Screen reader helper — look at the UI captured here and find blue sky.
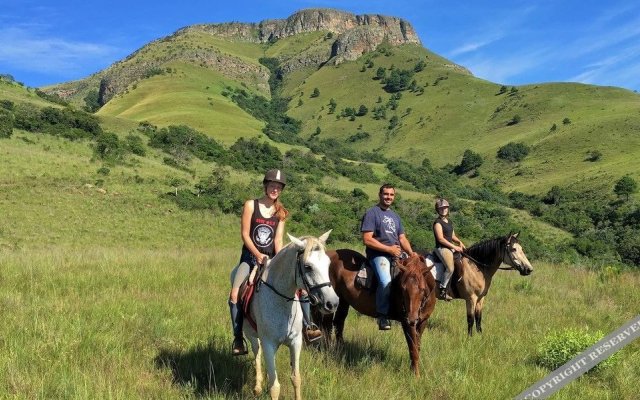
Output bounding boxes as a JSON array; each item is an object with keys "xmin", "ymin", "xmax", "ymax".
[{"xmin": 2, "ymin": 0, "xmax": 640, "ymax": 91}]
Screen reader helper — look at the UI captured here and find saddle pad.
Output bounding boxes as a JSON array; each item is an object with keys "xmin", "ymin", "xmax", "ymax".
[{"xmin": 425, "ymin": 253, "xmax": 445, "ymax": 284}]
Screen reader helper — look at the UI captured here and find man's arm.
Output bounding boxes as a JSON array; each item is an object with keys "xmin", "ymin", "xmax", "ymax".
[
  {"xmin": 363, "ymin": 231, "xmax": 401, "ymax": 257},
  {"xmin": 398, "ymin": 233, "xmax": 414, "ymax": 255}
]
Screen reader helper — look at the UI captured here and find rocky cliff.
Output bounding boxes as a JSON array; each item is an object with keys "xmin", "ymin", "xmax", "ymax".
[
  {"xmin": 184, "ymin": 8, "xmax": 421, "ymax": 63},
  {"xmin": 48, "ymin": 8, "xmax": 423, "ymax": 105}
]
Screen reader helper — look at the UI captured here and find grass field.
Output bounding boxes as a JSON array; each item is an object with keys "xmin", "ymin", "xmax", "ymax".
[
  {"xmin": 1, "ymin": 248, "xmax": 638, "ymax": 399},
  {"xmin": 3, "ymin": 24, "xmax": 640, "ymax": 398},
  {"xmin": 1, "ymin": 128, "xmax": 639, "ymax": 399}
]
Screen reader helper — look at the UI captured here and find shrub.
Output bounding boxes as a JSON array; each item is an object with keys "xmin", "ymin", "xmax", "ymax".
[
  {"xmin": 585, "ymin": 150, "xmax": 602, "ymax": 162},
  {"xmin": 125, "ymin": 134, "xmax": 146, "ymax": 156},
  {"xmin": 455, "ymin": 149, "xmax": 483, "ymax": 175},
  {"xmin": 497, "ymin": 142, "xmax": 530, "ymax": 162},
  {"xmin": 536, "ymin": 328, "xmax": 617, "ymax": 372},
  {"xmin": 0, "ymin": 108, "xmax": 14, "ymax": 138},
  {"xmin": 94, "ymin": 132, "xmax": 125, "ymax": 162}
]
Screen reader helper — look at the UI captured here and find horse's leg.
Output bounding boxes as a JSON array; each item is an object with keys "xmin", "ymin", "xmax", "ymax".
[
  {"xmin": 401, "ymin": 322, "xmax": 421, "ymax": 377},
  {"xmin": 333, "ymin": 299, "xmax": 350, "ymax": 345},
  {"xmin": 261, "ymin": 341, "xmax": 281, "ymax": 400},
  {"xmin": 247, "ymin": 336, "xmax": 263, "ymax": 395},
  {"xmin": 475, "ymin": 297, "xmax": 485, "ymax": 334},
  {"xmin": 466, "ymin": 296, "xmax": 477, "ymax": 336},
  {"xmin": 289, "ymin": 338, "xmax": 303, "ymax": 400}
]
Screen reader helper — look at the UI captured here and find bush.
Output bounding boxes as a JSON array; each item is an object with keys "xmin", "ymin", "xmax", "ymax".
[
  {"xmin": 536, "ymin": 328, "xmax": 617, "ymax": 372},
  {"xmin": 455, "ymin": 149, "xmax": 483, "ymax": 174},
  {"xmin": 497, "ymin": 142, "xmax": 530, "ymax": 162},
  {"xmin": 94, "ymin": 132, "xmax": 125, "ymax": 162},
  {"xmin": 0, "ymin": 108, "xmax": 14, "ymax": 138},
  {"xmin": 125, "ymin": 134, "xmax": 146, "ymax": 156}
]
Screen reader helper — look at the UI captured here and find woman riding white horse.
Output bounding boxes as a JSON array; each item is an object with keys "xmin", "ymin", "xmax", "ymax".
[{"xmin": 242, "ymin": 231, "xmax": 339, "ymax": 400}]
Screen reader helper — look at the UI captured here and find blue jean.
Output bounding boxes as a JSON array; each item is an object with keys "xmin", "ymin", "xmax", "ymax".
[{"xmin": 371, "ymin": 256, "xmax": 392, "ymax": 316}]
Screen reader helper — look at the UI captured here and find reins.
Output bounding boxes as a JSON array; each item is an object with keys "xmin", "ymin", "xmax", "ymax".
[
  {"xmin": 461, "ymin": 239, "xmax": 518, "ymax": 271},
  {"xmin": 258, "ymin": 248, "xmax": 332, "ymax": 304}
]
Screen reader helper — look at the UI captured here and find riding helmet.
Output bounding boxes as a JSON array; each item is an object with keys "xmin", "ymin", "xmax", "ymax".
[
  {"xmin": 263, "ymin": 169, "xmax": 286, "ymax": 187},
  {"xmin": 435, "ymin": 198, "xmax": 450, "ymax": 211}
]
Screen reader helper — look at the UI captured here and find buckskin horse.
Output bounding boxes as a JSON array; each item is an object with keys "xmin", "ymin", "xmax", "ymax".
[
  {"xmin": 427, "ymin": 232, "xmax": 533, "ymax": 336},
  {"xmin": 321, "ymin": 250, "xmax": 436, "ymax": 377},
  {"xmin": 240, "ymin": 231, "xmax": 339, "ymax": 400}
]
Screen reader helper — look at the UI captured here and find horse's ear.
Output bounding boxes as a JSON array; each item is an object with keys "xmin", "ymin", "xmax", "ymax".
[
  {"xmin": 287, "ymin": 233, "xmax": 305, "ymax": 249},
  {"xmin": 514, "ymin": 232, "xmax": 520, "ymax": 239},
  {"xmin": 318, "ymin": 229, "xmax": 332, "ymax": 244}
]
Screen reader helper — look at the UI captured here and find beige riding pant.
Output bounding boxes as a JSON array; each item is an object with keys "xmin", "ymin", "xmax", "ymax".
[{"xmin": 435, "ymin": 247, "xmax": 455, "ymax": 273}]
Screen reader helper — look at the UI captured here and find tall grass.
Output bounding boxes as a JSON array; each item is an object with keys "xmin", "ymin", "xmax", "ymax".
[{"xmin": 1, "ymin": 246, "xmax": 638, "ymax": 399}]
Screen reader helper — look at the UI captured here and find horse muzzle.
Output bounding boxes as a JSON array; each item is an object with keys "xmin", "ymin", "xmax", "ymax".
[{"xmin": 310, "ymin": 286, "xmax": 339, "ymax": 314}]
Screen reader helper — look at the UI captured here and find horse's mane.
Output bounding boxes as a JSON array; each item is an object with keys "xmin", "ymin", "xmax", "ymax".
[
  {"xmin": 278, "ymin": 235, "xmax": 326, "ymax": 261},
  {"xmin": 465, "ymin": 235, "xmax": 509, "ymax": 265},
  {"xmin": 398, "ymin": 254, "xmax": 427, "ymax": 284}
]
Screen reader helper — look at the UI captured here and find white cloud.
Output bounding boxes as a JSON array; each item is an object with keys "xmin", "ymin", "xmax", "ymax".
[{"xmin": 0, "ymin": 26, "xmax": 117, "ymax": 75}]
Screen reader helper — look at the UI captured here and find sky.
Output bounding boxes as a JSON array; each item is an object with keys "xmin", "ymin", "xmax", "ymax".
[{"xmin": 1, "ymin": 0, "xmax": 640, "ymax": 92}]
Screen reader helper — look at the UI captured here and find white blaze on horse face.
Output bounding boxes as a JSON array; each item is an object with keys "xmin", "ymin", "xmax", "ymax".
[
  {"xmin": 506, "ymin": 242, "xmax": 534, "ymax": 274},
  {"xmin": 304, "ymin": 249, "xmax": 332, "ymax": 286}
]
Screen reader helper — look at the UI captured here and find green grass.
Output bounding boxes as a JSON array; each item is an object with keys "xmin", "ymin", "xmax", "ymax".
[
  {"xmin": 42, "ymin": 27, "xmax": 640, "ymax": 197},
  {"xmin": 97, "ymin": 62, "xmax": 265, "ymax": 145},
  {"xmin": 1, "ymin": 125, "xmax": 639, "ymax": 399}
]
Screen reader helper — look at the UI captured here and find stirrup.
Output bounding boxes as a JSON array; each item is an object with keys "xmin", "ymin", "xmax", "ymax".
[
  {"xmin": 438, "ymin": 289, "xmax": 453, "ymax": 301},
  {"xmin": 232, "ymin": 336, "xmax": 248, "ymax": 356},
  {"xmin": 303, "ymin": 324, "xmax": 323, "ymax": 343}
]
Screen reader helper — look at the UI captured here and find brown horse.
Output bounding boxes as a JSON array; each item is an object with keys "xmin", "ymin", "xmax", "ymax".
[
  {"xmin": 321, "ymin": 249, "xmax": 436, "ymax": 376},
  {"xmin": 429, "ymin": 232, "xmax": 533, "ymax": 336}
]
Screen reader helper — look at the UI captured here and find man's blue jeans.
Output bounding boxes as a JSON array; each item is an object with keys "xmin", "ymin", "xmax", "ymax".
[{"xmin": 371, "ymin": 255, "xmax": 392, "ymax": 316}]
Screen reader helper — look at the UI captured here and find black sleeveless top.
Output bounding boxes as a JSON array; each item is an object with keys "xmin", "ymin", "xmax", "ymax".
[
  {"xmin": 433, "ymin": 217, "xmax": 454, "ymax": 249},
  {"xmin": 239, "ymin": 199, "xmax": 280, "ymax": 265}
]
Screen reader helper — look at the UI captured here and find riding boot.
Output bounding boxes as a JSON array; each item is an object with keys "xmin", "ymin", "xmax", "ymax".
[
  {"xmin": 228, "ymin": 300, "xmax": 248, "ymax": 355},
  {"xmin": 300, "ymin": 295, "xmax": 323, "ymax": 343},
  {"xmin": 439, "ymin": 269, "xmax": 454, "ymax": 301}
]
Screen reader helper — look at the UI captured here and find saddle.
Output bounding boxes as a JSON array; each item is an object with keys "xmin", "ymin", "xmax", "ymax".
[
  {"xmin": 355, "ymin": 258, "xmax": 402, "ymax": 291},
  {"xmin": 238, "ymin": 263, "xmax": 265, "ymax": 331}
]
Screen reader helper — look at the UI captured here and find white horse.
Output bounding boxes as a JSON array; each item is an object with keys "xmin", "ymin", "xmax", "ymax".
[{"xmin": 244, "ymin": 230, "xmax": 339, "ymax": 400}]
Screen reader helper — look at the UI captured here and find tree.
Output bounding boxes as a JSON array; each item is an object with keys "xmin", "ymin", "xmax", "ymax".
[
  {"xmin": 83, "ymin": 90, "xmax": 101, "ymax": 113},
  {"xmin": 384, "ymin": 69, "xmax": 415, "ymax": 93},
  {"xmin": 455, "ymin": 149, "xmax": 483, "ymax": 174},
  {"xmin": 357, "ymin": 104, "xmax": 368, "ymax": 116},
  {"xmin": 310, "ymin": 88, "xmax": 320, "ymax": 98},
  {"xmin": 374, "ymin": 67, "xmax": 386, "ymax": 80},
  {"xmin": 614, "ymin": 175, "xmax": 637, "ymax": 201},
  {"xmin": 498, "ymin": 85, "xmax": 507, "ymax": 94}
]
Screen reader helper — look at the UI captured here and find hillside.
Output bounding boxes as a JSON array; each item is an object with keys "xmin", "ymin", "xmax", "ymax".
[{"xmin": 4, "ymin": 8, "xmax": 640, "ymax": 266}]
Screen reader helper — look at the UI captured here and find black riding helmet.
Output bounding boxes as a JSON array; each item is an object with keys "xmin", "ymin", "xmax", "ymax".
[{"xmin": 263, "ymin": 169, "xmax": 286, "ymax": 187}]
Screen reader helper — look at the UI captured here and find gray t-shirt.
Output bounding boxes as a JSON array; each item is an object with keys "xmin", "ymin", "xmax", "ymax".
[{"xmin": 361, "ymin": 205, "xmax": 405, "ymax": 259}]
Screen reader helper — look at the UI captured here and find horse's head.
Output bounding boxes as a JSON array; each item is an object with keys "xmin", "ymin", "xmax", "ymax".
[
  {"xmin": 503, "ymin": 233, "xmax": 533, "ymax": 276},
  {"xmin": 287, "ymin": 230, "xmax": 339, "ymax": 314},
  {"xmin": 396, "ymin": 253, "xmax": 435, "ymax": 327}
]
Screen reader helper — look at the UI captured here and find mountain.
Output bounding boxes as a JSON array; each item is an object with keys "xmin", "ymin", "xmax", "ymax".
[{"xmin": 29, "ymin": 8, "xmax": 640, "ymax": 196}]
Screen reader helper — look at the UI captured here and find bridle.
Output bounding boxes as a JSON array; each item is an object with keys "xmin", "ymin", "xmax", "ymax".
[
  {"xmin": 398, "ymin": 259, "xmax": 431, "ymax": 327},
  {"xmin": 259, "ymin": 249, "xmax": 332, "ymax": 306},
  {"xmin": 461, "ymin": 240, "xmax": 522, "ymax": 271}
]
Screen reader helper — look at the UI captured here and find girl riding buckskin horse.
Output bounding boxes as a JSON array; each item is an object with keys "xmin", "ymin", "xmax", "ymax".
[
  {"xmin": 432, "ymin": 198, "xmax": 466, "ymax": 301},
  {"xmin": 228, "ymin": 169, "xmax": 322, "ymax": 356}
]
